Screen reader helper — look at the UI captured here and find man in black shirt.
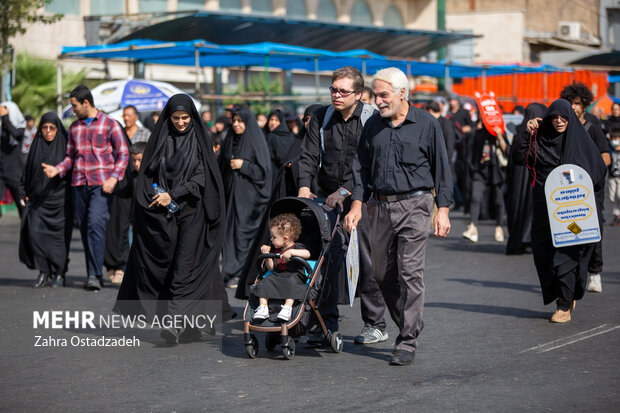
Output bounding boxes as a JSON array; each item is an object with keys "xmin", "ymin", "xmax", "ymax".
[
  {"xmin": 298, "ymin": 67, "xmax": 388, "ymax": 345},
  {"xmin": 346, "ymin": 67, "xmax": 453, "ymax": 366},
  {"xmin": 560, "ymin": 82, "xmax": 611, "ymax": 294}
]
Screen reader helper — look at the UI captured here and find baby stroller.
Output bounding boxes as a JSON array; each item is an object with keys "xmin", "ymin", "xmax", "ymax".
[{"xmin": 242, "ymin": 197, "xmax": 344, "ymax": 360}]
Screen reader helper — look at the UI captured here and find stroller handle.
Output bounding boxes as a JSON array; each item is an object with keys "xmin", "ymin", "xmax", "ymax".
[{"xmin": 256, "ymin": 253, "xmax": 314, "ymax": 275}]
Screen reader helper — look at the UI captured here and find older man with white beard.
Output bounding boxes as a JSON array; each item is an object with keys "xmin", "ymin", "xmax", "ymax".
[{"xmin": 345, "ymin": 68, "xmax": 453, "ymax": 366}]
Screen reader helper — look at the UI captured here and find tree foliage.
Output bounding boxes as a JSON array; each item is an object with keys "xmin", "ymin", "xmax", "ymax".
[
  {"xmin": 0, "ymin": 0, "xmax": 62, "ymax": 72},
  {"xmin": 12, "ymin": 53, "xmax": 85, "ymax": 119},
  {"xmin": 224, "ymin": 74, "xmax": 284, "ymax": 115}
]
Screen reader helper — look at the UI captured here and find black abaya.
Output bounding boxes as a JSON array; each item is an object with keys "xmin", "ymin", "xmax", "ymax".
[
  {"xmin": 505, "ymin": 103, "xmax": 546, "ymax": 254},
  {"xmin": 219, "ymin": 107, "xmax": 271, "ymax": 283},
  {"xmin": 265, "ymin": 110, "xmax": 296, "ymax": 179},
  {"xmin": 513, "ymin": 99, "xmax": 606, "ymax": 307},
  {"xmin": 104, "ymin": 130, "xmax": 134, "ymax": 271},
  {"xmin": 19, "ymin": 112, "xmax": 72, "ymax": 276},
  {"xmin": 234, "ymin": 105, "xmax": 321, "ymax": 299},
  {"xmin": 115, "ymin": 94, "xmax": 234, "ymax": 321}
]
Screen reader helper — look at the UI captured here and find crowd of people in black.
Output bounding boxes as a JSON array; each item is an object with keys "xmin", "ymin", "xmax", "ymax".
[{"xmin": 0, "ymin": 70, "xmax": 616, "ymax": 363}]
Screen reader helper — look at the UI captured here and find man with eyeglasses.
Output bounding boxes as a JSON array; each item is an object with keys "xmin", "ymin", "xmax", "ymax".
[
  {"xmin": 297, "ymin": 66, "xmax": 388, "ymax": 346},
  {"xmin": 345, "ymin": 68, "xmax": 453, "ymax": 366}
]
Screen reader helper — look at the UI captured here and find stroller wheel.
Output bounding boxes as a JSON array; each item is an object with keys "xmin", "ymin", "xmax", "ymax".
[
  {"xmin": 282, "ymin": 337, "xmax": 295, "ymax": 360},
  {"xmin": 265, "ymin": 333, "xmax": 278, "ymax": 351},
  {"xmin": 245, "ymin": 333, "xmax": 258, "ymax": 359},
  {"xmin": 329, "ymin": 332, "xmax": 343, "ymax": 353}
]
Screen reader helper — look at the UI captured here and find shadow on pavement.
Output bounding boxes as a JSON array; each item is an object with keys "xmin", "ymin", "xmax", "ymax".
[
  {"xmin": 445, "ymin": 278, "xmax": 541, "ymax": 294},
  {"xmin": 426, "ymin": 302, "xmax": 548, "ymax": 319}
]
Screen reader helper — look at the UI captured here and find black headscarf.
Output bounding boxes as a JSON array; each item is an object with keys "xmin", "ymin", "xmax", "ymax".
[
  {"xmin": 506, "ymin": 103, "xmax": 546, "ymax": 255},
  {"xmin": 220, "ymin": 106, "xmax": 272, "ymax": 201},
  {"xmin": 23, "ymin": 112, "xmax": 68, "ymax": 202},
  {"xmin": 148, "ymin": 99, "xmax": 201, "ymax": 197},
  {"xmin": 117, "ymin": 93, "xmax": 233, "ymax": 320},
  {"xmin": 219, "ymin": 107, "xmax": 272, "ymax": 282},
  {"xmin": 137, "ymin": 94, "xmax": 223, "ymax": 224},
  {"xmin": 539, "ymin": 99, "xmax": 606, "ymax": 188}
]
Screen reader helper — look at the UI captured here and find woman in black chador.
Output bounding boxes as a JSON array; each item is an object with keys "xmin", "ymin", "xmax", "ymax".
[
  {"xmin": 219, "ymin": 107, "xmax": 271, "ymax": 288},
  {"xmin": 115, "ymin": 94, "xmax": 233, "ymax": 345},
  {"xmin": 19, "ymin": 112, "xmax": 72, "ymax": 288},
  {"xmin": 265, "ymin": 109, "xmax": 296, "ymax": 181},
  {"xmin": 514, "ymin": 99, "xmax": 606, "ymax": 323},
  {"xmin": 505, "ymin": 103, "xmax": 546, "ymax": 255}
]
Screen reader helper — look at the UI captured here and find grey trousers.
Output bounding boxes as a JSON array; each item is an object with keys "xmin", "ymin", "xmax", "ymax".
[{"xmin": 367, "ymin": 193, "xmax": 433, "ymax": 353}]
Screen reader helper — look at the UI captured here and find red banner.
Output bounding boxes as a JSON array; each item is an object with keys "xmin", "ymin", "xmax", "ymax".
[{"xmin": 474, "ymin": 91, "xmax": 504, "ymax": 136}]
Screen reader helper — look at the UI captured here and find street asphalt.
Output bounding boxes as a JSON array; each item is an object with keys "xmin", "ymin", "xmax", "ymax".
[{"xmin": 1, "ymin": 205, "xmax": 618, "ymax": 412}]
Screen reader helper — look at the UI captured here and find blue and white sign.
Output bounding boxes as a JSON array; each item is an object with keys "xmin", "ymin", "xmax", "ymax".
[
  {"xmin": 120, "ymin": 80, "xmax": 169, "ymax": 113},
  {"xmin": 544, "ymin": 164, "xmax": 600, "ymax": 247},
  {"xmin": 345, "ymin": 228, "xmax": 360, "ymax": 307}
]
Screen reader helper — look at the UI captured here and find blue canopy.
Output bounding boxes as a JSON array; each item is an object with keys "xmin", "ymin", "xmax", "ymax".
[{"xmin": 61, "ymin": 39, "xmax": 570, "ymax": 79}]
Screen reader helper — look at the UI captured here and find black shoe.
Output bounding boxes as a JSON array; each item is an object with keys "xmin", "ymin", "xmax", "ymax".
[
  {"xmin": 306, "ymin": 328, "xmax": 326, "ymax": 346},
  {"xmin": 83, "ymin": 277, "xmax": 102, "ymax": 291},
  {"xmin": 51, "ymin": 274, "xmax": 65, "ymax": 288},
  {"xmin": 33, "ymin": 272, "xmax": 48, "ymax": 288},
  {"xmin": 179, "ymin": 327, "xmax": 202, "ymax": 343},
  {"xmin": 160, "ymin": 327, "xmax": 180, "ymax": 346},
  {"xmin": 390, "ymin": 349, "xmax": 414, "ymax": 366}
]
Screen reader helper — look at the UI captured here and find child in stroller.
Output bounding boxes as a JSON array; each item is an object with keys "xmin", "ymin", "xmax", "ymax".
[
  {"xmin": 243, "ymin": 197, "xmax": 344, "ymax": 360},
  {"xmin": 253, "ymin": 213, "xmax": 310, "ymax": 321}
]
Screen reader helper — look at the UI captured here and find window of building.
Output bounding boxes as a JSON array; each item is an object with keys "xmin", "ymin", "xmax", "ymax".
[
  {"xmin": 90, "ymin": 0, "xmax": 124, "ymax": 15},
  {"xmin": 178, "ymin": 0, "xmax": 206, "ymax": 11},
  {"xmin": 45, "ymin": 0, "xmax": 80, "ymax": 15},
  {"xmin": 139, "ymin": 0, "xmax": 168, "ymax": 13},
  {"xmin": 220, "ymin": 0, "xmax": 242, "ymax": 11},
  {"xmin": 383, "ymin": 5, "xmax": 403, "ymax": 28},
  {"xmin": 287, "ymin": 0, "xmax": 307, "ymax": 18},
  {"xmin": 253, "ymin": 0, "xmax": 272, "ymax": 13},
  {"xmin": 316, "ymin": 0, "xmax": 337, "ymax": 22},
  {"xmin": 350, "ymin": 1, "xmax": 372, "ymax": 26}
]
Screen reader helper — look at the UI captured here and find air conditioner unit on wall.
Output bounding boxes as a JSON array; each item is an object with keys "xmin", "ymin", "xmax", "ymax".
[{"xmin": 557, "ymin": 21, "xmax": 582, "ymax": 40}]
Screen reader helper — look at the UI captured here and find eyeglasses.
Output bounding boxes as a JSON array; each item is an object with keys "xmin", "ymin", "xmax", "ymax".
[
  {"xmin": 329, "ymin": 86, "xmax": 358, "ymax": 97},
  {"xmin": 41, "ymin": 125, "xmax": 57, "ymax": 131},
  {"xmin": 550, "ymin": 115, "xmax": 567, "ymax": 123}
]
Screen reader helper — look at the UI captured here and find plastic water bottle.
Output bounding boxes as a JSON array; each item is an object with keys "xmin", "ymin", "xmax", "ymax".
[{"xmin": 152, "ymin": 183, "xmax": 179, "ymax": 213}]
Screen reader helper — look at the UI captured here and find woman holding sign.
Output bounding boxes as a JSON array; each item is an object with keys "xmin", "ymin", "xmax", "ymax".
[{"xmin": 516, "ymin": 99, "xmax": 606, "ymax": 323}]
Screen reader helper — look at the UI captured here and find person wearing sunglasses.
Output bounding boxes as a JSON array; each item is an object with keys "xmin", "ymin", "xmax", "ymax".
[
  {"xmin": 519, "ymin": 99, "xmax": 606, "ymax": 323},
  {"xmin": 297, "ymin": 66, "xmax": 388, "ymax": 347}
]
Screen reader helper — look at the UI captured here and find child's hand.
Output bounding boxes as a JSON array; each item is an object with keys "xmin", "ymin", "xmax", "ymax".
[
  {"xmin": 281, "ymin": 250, "xmax": 293, "ymax": 261},
  {"xmin": 260, "ymin": 245, "xmax": 271, "ymax": 254}
]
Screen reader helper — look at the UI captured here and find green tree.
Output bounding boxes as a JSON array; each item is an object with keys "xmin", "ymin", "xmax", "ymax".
[
  {"xmin": 12, "ymin": 53, "xmax": 85, "ymax": 119},
  {"xmin": 225, "ymin": 74, "xmax": 284, "ymax": 115},
  {"xmin": 1, "ymin": 0, "xmax": 62, "ymax": 99}
]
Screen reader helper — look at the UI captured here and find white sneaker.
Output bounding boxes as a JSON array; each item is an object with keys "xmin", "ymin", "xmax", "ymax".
[
  {"xmin": 277, "ymin": 305, "xmax": 292, "ymax": 321},
  {"xmin": 494, "ymin": 226, "xmax": 504, "ymax": 242},
  {"xmin": 462, "ymin": 223, "xmax": 478, "ymax": 243},
  {"xmin": 253, "ymin": 304, "xmax": 269, "ymax": 320},
  {"xmin": 587, "ymin": 274, "xmax": 602, "ymax": 293}
]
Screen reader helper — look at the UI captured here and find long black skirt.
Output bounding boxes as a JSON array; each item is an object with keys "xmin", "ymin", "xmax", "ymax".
[
  {"xmin": 115, "ymin": 199, "xmax": 234, "ymax": 321},
  {"xmin": 19, "ymin": 192, "xmax": 72, "ymax": 275}
]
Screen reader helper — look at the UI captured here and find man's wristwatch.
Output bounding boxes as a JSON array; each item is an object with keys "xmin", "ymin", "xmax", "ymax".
[{"xmin": 339, "ymin": 188, "xmax": 348, "ymax": 197}]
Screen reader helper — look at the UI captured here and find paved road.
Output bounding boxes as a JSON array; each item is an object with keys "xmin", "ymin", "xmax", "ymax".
[{"xmin": 1, "ymin": 208, "xmax": 618, "ymax": 412}]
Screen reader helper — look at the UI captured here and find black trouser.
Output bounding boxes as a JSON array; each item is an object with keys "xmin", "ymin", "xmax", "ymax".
[
  {"xmin": 470, "ymin": 177, "xmax": 504, "ymax": 227},
  {"xmin": 317, "ymin": 199, "xmax": 387, "ymax": 332},
  {"xmin": 587, "ymin": 187, "xmax": 604, "ymax": 274},
  {"xmin": 0, "ymin": 175, "xmax": 24, "ymax": 217}
]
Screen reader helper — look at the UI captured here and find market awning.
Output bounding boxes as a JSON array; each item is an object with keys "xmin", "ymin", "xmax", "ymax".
[
  {"xmin": 117, "ymin": 11, "xmax": 476, "ymax": 58},
  {"xmin": 61, "ymin": 39, "xmax": 569, "ymax": 79}
]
